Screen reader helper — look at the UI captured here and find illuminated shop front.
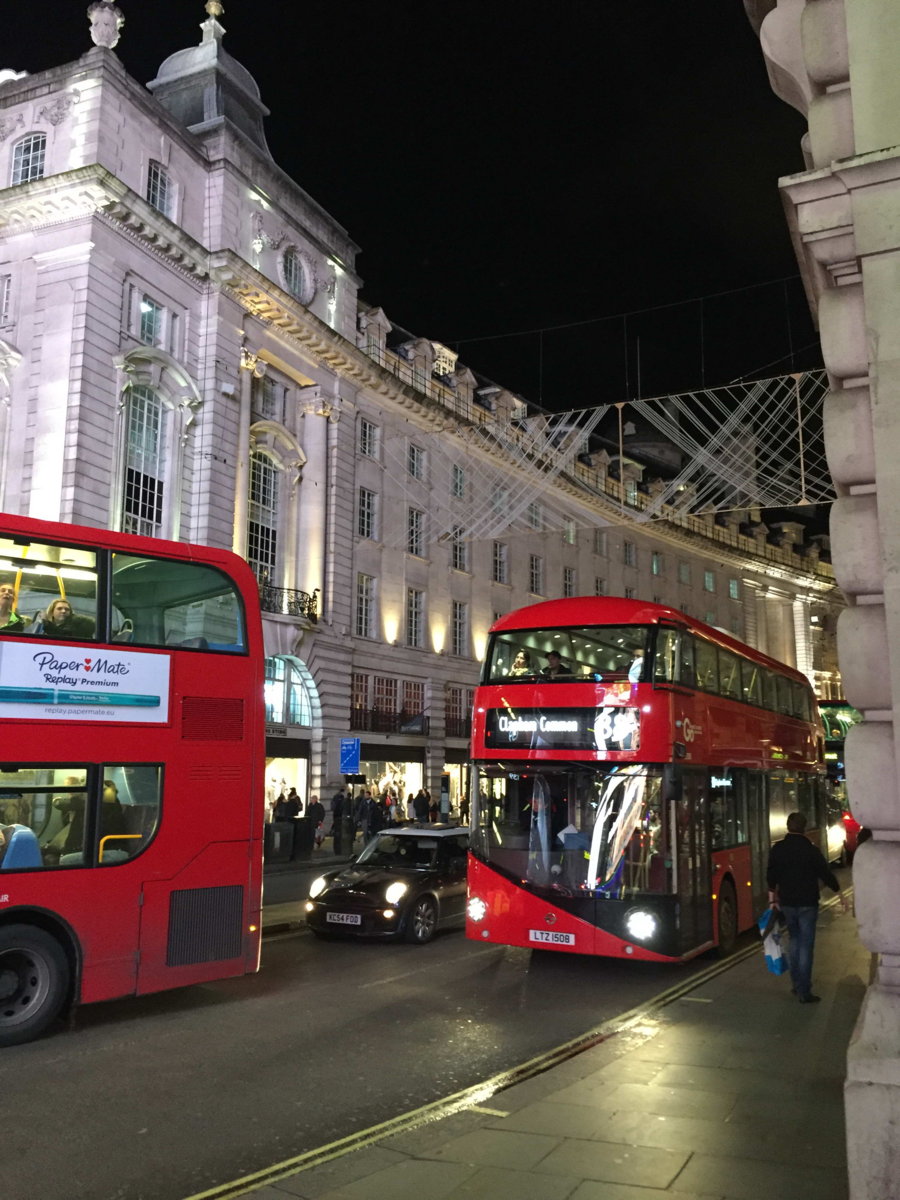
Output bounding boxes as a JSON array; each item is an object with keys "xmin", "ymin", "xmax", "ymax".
[{"xmin": 263, "ymin": 655, "xmax": 316, "ymax": 820}]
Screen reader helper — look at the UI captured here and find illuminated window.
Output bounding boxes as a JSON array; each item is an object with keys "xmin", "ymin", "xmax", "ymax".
[
  {"xmin": 0, "ymin": 274, "xmax": 11, "ymax": 324},
  {"xmin": 563, "ymin": 518, "xmax": 576, "ymax": 545},
  {"xmin": 122, "ymin": 385, "xmax": 165, "ymax": 537},
  {"xmin": 355, "ymin": 574, "xmax": 375, "ymax": 638},
  {"xmin": 529, "ymin": 554, "xmax": 544, "ymax": 595},
  {"xmin": 651, "ymin": 552, "xmax": 663, "ymax": 576},
  {"xmin": 407, "ymin": 508, "xmax": 425, "ymax": 557},
  {"xmin": 248, "ymin": 451, "xmax": 279, "ymax": 582},
  {"xmin": 11, "ymin": 133, "xmax": 45, "ymax": 185},
  {"xmin": 492, "ymin": 541, "xmax": 508, "ymax": 584},
  {"xmin": 704, "ymin": 570, "xmax": 716, "ymax": 593},
  {"xmin": 282, "ymin": 247, "xmax": 313, "ymax": 304},
  {"xmin": 451, "ymin": 600, "xmax": 469, "ymax": 657},
  {"xmin": 139, "ymin": 295, "xmax": 164, "ymax": 347},
  {"xmin": 729, "ymin": 578, "xmax": 740, "ymax": 601},
  {"xmin": 406, "ymin": 588, "xmax": 425, "ymax": 648}
]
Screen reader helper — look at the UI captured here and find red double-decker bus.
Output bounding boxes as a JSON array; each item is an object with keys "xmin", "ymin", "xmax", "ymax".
[
  {"xmin": 0, "ymin": 513, "xmax": 265, "ymax": 1044},
  {"xmin": 466, "ymin": 597, "xmax": 827, "ymax": 962}
]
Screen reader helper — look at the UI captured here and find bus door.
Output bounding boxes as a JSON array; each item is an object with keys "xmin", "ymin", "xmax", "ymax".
[
  {"xmin": 672, "ymin": 767, "xmax": 713, "ymax": 953},
  {"xmin": 746, "ymin": 772, "xmax": 769, "ymax": 915}
]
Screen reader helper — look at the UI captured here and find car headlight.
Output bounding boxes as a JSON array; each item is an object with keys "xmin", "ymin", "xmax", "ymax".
[
  {"xmin": 309, "ymin": 875, "xmax": 328, "ymax": 899},
  {"xmin": 467, "ymin": 896, "xmax": 488, "ymax": 922},
  {"xmin": 385, "ymin": 881, "xmax": 408, "ymax": 905},
  {"xmin": 624, "ymin": 908, "xmax": 658, "ymax": 941}
]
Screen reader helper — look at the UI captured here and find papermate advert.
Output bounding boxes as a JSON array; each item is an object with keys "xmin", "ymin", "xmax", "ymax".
[{"xmin": 0, "ymin": 641, "xmax": 171, "ymax": 723}]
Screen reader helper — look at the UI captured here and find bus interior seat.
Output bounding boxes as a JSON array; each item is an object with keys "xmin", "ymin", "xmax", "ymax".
[
  {"xmin": 1, "ymin": 825, "xmax": 43, "ymax": 870},
  {"xmin": 112, "ymin": 620, "xmax": 134, "ymax": 643}
]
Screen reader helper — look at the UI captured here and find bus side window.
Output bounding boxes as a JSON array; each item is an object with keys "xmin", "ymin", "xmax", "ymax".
[
  {"xmin": 98, "ymin": 766, "xmax": 161, "ymax": 864},
  {"xmin": 694, "ymin": 639, "xmax": 718, "ymax": 692},
  {"xmin": 718, "ymin": 650, "xmax": 741, "ymax": 700},
  {"xmin": 652, "ymin": 629, "xmax": 678, "ymax": 683},
  {"xmin": 741, "ymin": 660, "xmax": 762, "ymax": 706},
  {"xmin": 112, "ymin": 554, "xmax": 246, "ymax": 652},
  {"xmin": 679, "ymin": 635, "xmax": 696, "ymax": 688},
  {"xmin": 763, "ymin": 670, "xmax": 779, "ymax": 713}
]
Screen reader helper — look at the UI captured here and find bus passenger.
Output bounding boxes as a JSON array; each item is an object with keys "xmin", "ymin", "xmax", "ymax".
[
  {"xmin": 508, "ymin": 650, "xmax": 532, "ymax": 676},
  {"xmin": 541, "ymin": 650, "xmax": 572, "ymax": 680},
  {"xmin": 30, "ymin": 599, "xmax": 95, "ymax": 640},
  {"xmin": 0, "ymin": 582, "xmax": 26, "ymax": 633}
]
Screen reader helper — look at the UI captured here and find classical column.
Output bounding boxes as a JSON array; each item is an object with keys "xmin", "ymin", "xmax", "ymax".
[
  {"xmin": 792, "ymin": 596, "xmax": 813, "ymax": 682},
  {"xmin": 297, "ymin": 385, "xmax": 341, "ymax": 603},
  {"xmin": 233, "ymin": 347, "xmax": 261, "ymax": 558}
]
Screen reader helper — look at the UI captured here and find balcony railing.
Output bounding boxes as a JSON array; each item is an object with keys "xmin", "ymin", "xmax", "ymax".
[
  {"xmin": 445, "ymin": 716, "xmax": 471, "ymax": 739},
  {"xmin": 259, "ymin": 582, "xmax": 319, "ymax": 622},
  {"xmin": 350, "ymin": 708, "xmax": 431, "ymax": 735}
]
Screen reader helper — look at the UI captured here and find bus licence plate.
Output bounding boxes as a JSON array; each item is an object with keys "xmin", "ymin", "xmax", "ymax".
[
  {"xmin": 327, "ymin": 912, "xmax": 362, "ymax": 926},
  {"xmin": 529, "ymin": 929, "xmax": 575, "ymax": 945}
]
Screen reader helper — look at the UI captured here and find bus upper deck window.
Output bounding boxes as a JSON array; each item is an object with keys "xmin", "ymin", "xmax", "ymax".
[
  {"xmin": 111, "ymin": 554, "xmax": 246, "ymax": 652},
  {"xmin": 0, "ymin": 535, "xmax": 97, "ymax": 639}
]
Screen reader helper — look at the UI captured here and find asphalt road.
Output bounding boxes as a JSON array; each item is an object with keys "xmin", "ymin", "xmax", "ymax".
[{"xmin": 0, "ymin": 894, "xmax": 730, "ymax": 1200}]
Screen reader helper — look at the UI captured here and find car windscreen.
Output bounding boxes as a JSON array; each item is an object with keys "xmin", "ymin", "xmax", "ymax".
[{"xmin": 357, "ymin": 835, "xmax": 439, "ymax": 869}]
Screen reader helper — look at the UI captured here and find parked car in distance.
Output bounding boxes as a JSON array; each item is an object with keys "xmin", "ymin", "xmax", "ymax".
[{"xmin": 305, "ymin": 825, "xmax": 468, "ymax": 944}]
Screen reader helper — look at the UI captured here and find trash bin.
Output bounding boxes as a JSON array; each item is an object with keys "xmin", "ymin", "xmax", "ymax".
[
  {"xmin": 292, "ymin": 816, "xmax": 316, "ymax": 859},
  {"xmin": 265, "ymin": 821, "xmax": 294, "ymax": 864}
]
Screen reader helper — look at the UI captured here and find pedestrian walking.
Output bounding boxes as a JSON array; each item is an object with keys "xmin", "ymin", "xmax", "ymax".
[
  {"xmin": 413, "ymin": 788, "xmax": 429, "ymax": 823},
  {"xmin": 331, "ymin": 788, "xmax": 346, "ymax": 853},
  {"xmin": 308, "ymin": 794, "xmax": 325, "ymax": 846},
  {"xmin": 766, "ymin": 811, "xmax": 848, "ymax": 1004}
]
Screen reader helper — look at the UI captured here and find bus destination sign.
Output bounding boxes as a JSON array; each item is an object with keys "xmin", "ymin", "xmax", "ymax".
[{"xmin": 484, "ymin": 706, "xmax": 640, "ymax": 753}]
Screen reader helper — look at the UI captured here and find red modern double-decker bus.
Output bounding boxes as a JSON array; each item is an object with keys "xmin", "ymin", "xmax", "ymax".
[
  {"xmin": 0, "ymin": 513, "xmax": 265, "ymax": 1044},
  {"xmin": 466, "ymin": 597, "xmax": 827, "ymax": 962}
]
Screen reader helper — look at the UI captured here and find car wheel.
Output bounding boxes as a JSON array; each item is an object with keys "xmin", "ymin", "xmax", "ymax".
[
  {"xmin": 406, "ymin": 896, "xmax": 438, "ymax": 944},
  {"xmin": 0, "ymin": 924, "xmax": 70, "ymax": 1047},
  {"xmin": 715, "ymin": 880, "xmax": 738, "ymax": 958}
]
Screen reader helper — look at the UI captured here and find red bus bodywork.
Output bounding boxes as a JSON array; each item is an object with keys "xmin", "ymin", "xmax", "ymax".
[
  {"xmin": 467, "ymin": 597, "xmax": 825, "ymax": 962},
  {"xmin": 0, "ymin": 513, "xmax": 265, "ymax": 1042}
]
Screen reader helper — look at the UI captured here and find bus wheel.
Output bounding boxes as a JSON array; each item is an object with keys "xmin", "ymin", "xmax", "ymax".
[
  {"xmin": 406, "ymin": 897, "xmax": 438, "ymax": 944},
  {"xmin": 0, "ymin": 925, "xmax": 70, "ymax": 1047},
  {"xmin": 716, "ymin": 881, "xmax": 738, "ymax": 958}
]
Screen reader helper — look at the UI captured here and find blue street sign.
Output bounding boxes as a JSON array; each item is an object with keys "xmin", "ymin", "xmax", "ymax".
[{"xmin": 340, "ymin": 737, "xmax": 361, "ymax": 775}]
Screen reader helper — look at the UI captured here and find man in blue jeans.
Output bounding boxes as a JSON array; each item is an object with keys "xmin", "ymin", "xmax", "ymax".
[{"xmin": 767, "ymin": 811, "xmax": 848, "ymax": 1004}]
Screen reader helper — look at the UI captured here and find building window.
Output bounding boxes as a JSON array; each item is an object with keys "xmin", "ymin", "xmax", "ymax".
[
  {"xmin": 731, "ymin": 615, "xmax": 742, "ymax": 637},
  {"xmin": 678, "ymin": 561, "xmax": 691, "ymax": 585},
  {"xmin": 248, "ymin": 450, "xmax": 279, "ymax": 582},
  {"xmin": 251, "ymin": 374, "xmax": 284, "ymax": 424},
  {"xmin": 704, "ymin": 569, "xmax": 716, "ymax": 593},
  {"xmin": 352, "ymin": 673, "xmax": 369, "ymax": 711},
  {"xmin": 594, "ymin": 529, "xmax": 608, "ymax": 556},
  {"xmin": 358, "ymin": 487, "xmax": 377, "ymax": 539},
  {"xmin": 146, "ymin": 160, "xmax": 173, "ymax": 217},
  {"xmin": 451, "ymin": 525, "xmax": 467, "ymax": 571},
  {"xmin": 491, "ymin": 485, "xmax": 509, "ymax": 514},
  {"xmin": 408, "ymin": 443, "xmax": 425, "ymax": 480},
  {"xmin": 451, "ymin": 600, "xmax": 469, "ymax": 657},
  {"xmin": 11, "ymin": 133, "xmax": 46, "ymax": 185},
  {"xmin": 0, "ymin": 274, "xmax": 10, "ymax": 324},
  {"xmin": 623, "ymin": 540, "xmax": 636, "ymax": 567},
  {"xmin": 356, "ymin": 574, "xmax": 374, "ymax": 638},
  {"xmin": 526, "ymin": 502, "xmax": 542, "ymax": 529},
  {"xmin": 492, "ymin": 541, "xmax": 508, "ymax": 584},
  {"xmin": 563, "ymin": 567, "xmax": 576, "ymax": 598},
  {"xmin": 359, "ymin": 417, "xmax": 379, "ymax": 458},
  {"xmin": 651, "ymin": 552, "xmax": 663, "ymax": 576},
  {"xmin": 451, "ymin": 464, "xmax": 465, "ymax": 498},
  {"xmin": 121, "ymin": 385, "xmax": 165, "ymax": 537},
  {"xmin": 705, "ymin": 610, "xmax": 716, "ymax": 625},
  {"xmin": 729, "ymin": 578, "xmax": 740, "ymax": 601},
  {"xmin": 563, "ymin": 518, "xmax": 576, "ymax": 545},
  {"xmin": 374, "ymin": 675, "xmax": 398, "ymax": 714},
  {"xmin": 402, "ymin": 680, "xmax": 424, "ymax": 718},
  {"xmin": 529, "ymin": 554, "xmax": 544, "ymax": 595},
  {"xmin": 406, "ymin": 588, "xmax": 424, "ymax": 648},
  {"xmin": 282, "ymin": 247, "xmax": 313, "ymax": 304},
  {"xmin": 264, "ymin": 656, "xmax": 313, "ymax": 726},
  {"xmin": 624, "ymin": 586, "xmax": 636, "ymax": 600},
  {"xmin": 624, "ymin": 479, "xmax": 638, "ymax": 505},
  {"xmin": 407, "ymin": 507, "xmax": 425, "ymax": 557},
  {"xmin": 139, "ymin": 295, "xmax": 164, "ymax": 347},
  {"xmin": 594, "ymin": 576, "xmax": 606, "ymax": 596}
]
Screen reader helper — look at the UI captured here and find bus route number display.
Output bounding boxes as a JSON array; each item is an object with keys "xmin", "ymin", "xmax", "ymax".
[{"xmin": 484, "ymin": 707, "xmax": 640, "ymax": 752}]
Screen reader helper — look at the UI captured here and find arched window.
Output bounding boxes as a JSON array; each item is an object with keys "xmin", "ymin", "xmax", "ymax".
[
  {"xmin": 282, "ymin": 247, "xmax": 313, "ymax": 305},
  {"xmin": 248, "ymin": 449, "xmax": 279, "ymax": 583},
  {"xmin": 264, "ymin": 655, "xmax": 315, "ymax": 726},
  {"xmin": 122, "ymin": 385, "xmax": 165, "ymax": 536},
  {"xmin": 11, "ymin": 133, "xmax": 46, "ymax": 186}
]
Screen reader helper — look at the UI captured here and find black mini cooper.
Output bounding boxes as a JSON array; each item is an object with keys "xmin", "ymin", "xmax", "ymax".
[{"xmin": 305, "ymin": 826, "xmax": 468, "ymax": 944}]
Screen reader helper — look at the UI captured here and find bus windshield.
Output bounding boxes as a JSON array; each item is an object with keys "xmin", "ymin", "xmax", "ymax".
[
  {"xmin": 484, "ymin": 625, "xmax": 651, "ymax": 684},
  {"xmin": 471, "ymin": 764, "xmax": 669, "ymax": 896}
]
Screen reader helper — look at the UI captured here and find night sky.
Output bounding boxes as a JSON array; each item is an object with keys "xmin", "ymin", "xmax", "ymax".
[{"xmin": 6, "ymin": 1, "xmax": 821, "ymax": 412}]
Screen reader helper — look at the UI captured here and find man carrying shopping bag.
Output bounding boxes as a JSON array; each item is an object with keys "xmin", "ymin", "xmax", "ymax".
[{"xmin": 766, "ymin": 811, "xmax": 848, "ymax": 1003}]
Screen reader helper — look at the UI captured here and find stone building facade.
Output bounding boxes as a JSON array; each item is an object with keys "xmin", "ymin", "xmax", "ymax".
[
  {"xmin": 0, "ymin": 8, "xmax": 843, "ymax": 818},
  {"xmin": 749, "ymin": 0, "xmax": 900, "ymax": 1194}
]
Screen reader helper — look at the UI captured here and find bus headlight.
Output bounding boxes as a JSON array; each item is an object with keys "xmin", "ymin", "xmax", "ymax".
[
  {"xmin": 385, "ymin": 881, "xmax": 408, "ymax": 905},
  {"xmin": 625, "ymin": 908, "xmax": 658, "ymax": 941},
  {"xmin": 467, "ymin": 896, "xmax": 488, "ymax": 922},
  {"xmin": 309, "ymin": 876, "xmax": 328, "ymax": 899}
]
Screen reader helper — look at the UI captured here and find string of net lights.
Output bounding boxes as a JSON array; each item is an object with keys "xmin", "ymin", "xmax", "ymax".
[{"xmin": 378, "ymin": 370, "xmax": 832, "ymax": 548}]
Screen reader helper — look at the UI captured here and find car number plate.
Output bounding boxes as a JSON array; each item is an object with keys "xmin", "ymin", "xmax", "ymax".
[
  {"xmin": 529, "ymin": 929, "xmax": 575, "ymax": 945},
  {"xmin": 327, "ymin": 912, "xmax": 362, "ymax": 926}
]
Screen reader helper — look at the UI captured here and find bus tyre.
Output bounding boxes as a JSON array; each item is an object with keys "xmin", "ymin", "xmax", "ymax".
[
  {"xmin": 406, "ymin": 897, "xmax": 438, "ymax": 944},
  {"xmin": 0, "ymin": 924, "xmax": 70, "ymax": 1047},
  {"xmin": 716, "ymin": 881, "xmax": 738, "ymax": 958}
]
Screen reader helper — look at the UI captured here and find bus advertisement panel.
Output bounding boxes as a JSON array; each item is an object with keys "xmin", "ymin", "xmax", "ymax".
[
  {"xmin": 0, "ymin": 513, "xmax": 265, "ymax": 1045},
  {"xmin": 466, "ymin": 597, "xmax": 827, "ymax": 963}
]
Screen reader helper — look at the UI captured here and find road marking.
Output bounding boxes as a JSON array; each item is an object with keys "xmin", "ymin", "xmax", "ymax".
[{"xmin": 183, "ymin": 890, "xmax": 854, "ymax": 1200}]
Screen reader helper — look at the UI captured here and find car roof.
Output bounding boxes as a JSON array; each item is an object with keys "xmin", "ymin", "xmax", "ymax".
[{"xmin": 375, "ymin": 825, "xmax": 466, "ymax": 838}]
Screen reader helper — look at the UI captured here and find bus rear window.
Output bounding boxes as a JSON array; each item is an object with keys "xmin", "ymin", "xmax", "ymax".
[{"xmin": 111, "ymin": 554, "xmax": 246, "ymax": 652}]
